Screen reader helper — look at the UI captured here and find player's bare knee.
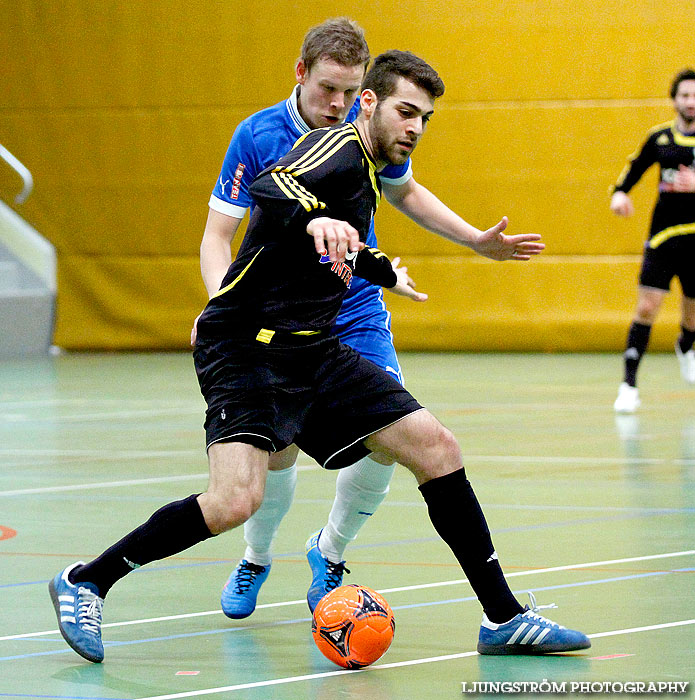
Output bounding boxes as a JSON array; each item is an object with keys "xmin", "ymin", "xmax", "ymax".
[
  {"xmin": 200, "ymin": 492, "xmax": 260, "ymax": 533},
  {"xmin": 433, "ymin": 426, "xmax": 461, "ymax": 466},
  {"xmin": 415, "ymin": 423, "xmax": 461, "ymax": 476}
]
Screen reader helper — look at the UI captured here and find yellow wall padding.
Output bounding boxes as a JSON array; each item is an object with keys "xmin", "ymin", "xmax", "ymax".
[
  {"xmin": 383, "ymin": 256, "xmax": 682, "ymax": 351},
  {"xmin": 2, "ymin": 1, "xmax": 694, "ymax": 350}
]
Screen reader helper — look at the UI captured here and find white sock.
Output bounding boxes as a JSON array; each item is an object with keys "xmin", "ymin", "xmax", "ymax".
[
  {"xmin": 242, "ymin": 463, "xmax": 297, "ymax": 567},
  {"xmin": 319, "ymin": 455, "xmax": 395, "ymax": 563}
]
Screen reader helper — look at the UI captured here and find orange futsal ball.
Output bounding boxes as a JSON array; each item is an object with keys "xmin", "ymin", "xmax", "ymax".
[{"xmin": 311, "ymin": 584, "xmax": 395, "ymax": 669}]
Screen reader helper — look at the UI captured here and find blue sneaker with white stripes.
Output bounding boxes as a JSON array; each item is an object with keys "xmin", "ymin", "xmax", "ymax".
[
  {"xmin": 48, "ymin": 562, "xmax": 104, "ymax": 663},
  {"xmin": 305, "ymin": 530, "xmax": 350, "ymax": 612},
  {"xmin": 220, "ymin": 559, "xmax": 271, "ymax": 619},
  {"xmin": 477, "ymin": 594, "xmax": 590, "ymax": 655}
]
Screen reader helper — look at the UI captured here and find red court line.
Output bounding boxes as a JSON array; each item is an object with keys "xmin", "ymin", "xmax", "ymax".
[{"xmin": 591, "ymin": 654, "xmax": 636, "ymax": 660}]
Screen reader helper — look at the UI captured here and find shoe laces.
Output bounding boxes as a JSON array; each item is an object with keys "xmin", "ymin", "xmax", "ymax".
[
  {"xmin": 523, "ymin": 591, "xmax": 562, "ymax": 628},
  {"xmin": 76, "ymin": 586, "xmax": 103, "ymax": 636},
  {"xmin": 323, "ymin": 561, "xmax": 350, "ymax": 592},
  {"xmin": 233, "ymin": 561, "xmax": 267, "ymax": 594}
]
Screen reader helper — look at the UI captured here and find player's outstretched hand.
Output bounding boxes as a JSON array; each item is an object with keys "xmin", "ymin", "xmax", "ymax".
[
  {"xmin": 307, "ymin": 217, "xmax": 364, "ymax": 262},
  {"xmin": 388, "ymin": 257, "xmax": 428, "ymax": 302},
  {"xmin": 473, "ymin": 217, "xmax": 544, "ymax": 261}
]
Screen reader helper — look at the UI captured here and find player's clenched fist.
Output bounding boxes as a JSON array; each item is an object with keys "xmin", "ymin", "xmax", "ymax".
[{"xmin": 307, "ymin": 217, "xmax": 364, "ymax": 263}]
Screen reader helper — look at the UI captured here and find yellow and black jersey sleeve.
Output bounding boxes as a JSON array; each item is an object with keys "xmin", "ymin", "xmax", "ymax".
[
  {"xmin": 612, "ymin": 125, "xmax": 665, "ymax": 194},
  {"xmin": 354, "ymin": 246, "xmax": 397, "ymax": 288},
  {"xmin": 249, "ymin": 124, "xmax": 365, "ymax": 229}
]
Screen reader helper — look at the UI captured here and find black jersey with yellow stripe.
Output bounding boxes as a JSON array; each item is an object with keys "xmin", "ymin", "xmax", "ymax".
[
  {"xmin": 197, "ymin": 123, "xmax": 397, "ymax": 339},
  {"xmin": 612, "ymin": 121, "xmax": 695, "ymax": 246}
]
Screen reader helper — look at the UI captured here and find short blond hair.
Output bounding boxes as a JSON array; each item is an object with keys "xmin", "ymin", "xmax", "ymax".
[{"xmin": 300, "ymin": 17, "xmax": 370, "ymax": 74}]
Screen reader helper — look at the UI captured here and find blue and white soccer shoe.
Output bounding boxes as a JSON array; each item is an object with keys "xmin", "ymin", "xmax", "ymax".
[
  {"xmin": 305, "ymin": 530, "xmax": 351, "ymax": 612},
  {"xmin": 477, "ymin": 593, "xmax": 590, "ymax": 655},
  {"xmin": 48, "ymin": 562, "xmax": 104, "ymax": 663},
  {"xmin": 220, "ymin": 559, "xmax": 271, "ymax": 619}
]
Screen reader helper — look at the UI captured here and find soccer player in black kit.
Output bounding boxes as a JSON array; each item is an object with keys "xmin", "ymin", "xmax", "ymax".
[
  {"xmin": 612, "ymin": 68, "xmax": 695, "ymax": 413},
  {"xmin": 49, "ymin": 50, "xmax": 589, "ymax": 663}
]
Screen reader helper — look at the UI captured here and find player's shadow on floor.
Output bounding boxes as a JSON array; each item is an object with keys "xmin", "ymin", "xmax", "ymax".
[
  {"xmin": 476, "ymin": 651, "xmax": 592, "ymax": 684},
  {"xmin": 51, "ymin": 662, "xmax": 166, "ymax": 697}
]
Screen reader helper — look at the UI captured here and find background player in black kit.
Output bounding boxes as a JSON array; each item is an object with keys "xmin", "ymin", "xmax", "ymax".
[
  {"xmin": 49, "ymin": 50, "xmax": 589, "ymax": 663},
  {"xmin": 612, "ymin": 68, "xmax": 695, "ymax": 413}
]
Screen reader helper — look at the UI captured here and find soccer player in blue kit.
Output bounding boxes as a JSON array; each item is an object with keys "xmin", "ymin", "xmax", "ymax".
[{"xmin": 199, "ymin": 18, "xmax": 546, "ymax": 619}]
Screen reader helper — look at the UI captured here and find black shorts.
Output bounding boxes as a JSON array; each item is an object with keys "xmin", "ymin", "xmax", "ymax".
[
  {"xmin": 640, "ymin": 234, "xmax": 695, "ymax": 297},
  {"xmin": 193, "ymin": 333, "xmax": 423, "ymax": 469}
]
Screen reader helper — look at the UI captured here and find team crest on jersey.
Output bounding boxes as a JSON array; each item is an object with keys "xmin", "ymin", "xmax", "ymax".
[{"xmin": 656, "ymin": 133, "xmax": 669, "ymax": 146}]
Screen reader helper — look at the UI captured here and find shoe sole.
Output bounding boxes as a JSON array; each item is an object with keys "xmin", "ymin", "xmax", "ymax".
[
  {"xmin": 220, "ymin": 603, "xmax": 254, "ymax": 620},
  {"xmin": 477, "ymin": 639, "xmax": 591, "ymax": 655},
  {"xmin": 48, "ymin": 579, "xmax": 104, "ymax": 663}
]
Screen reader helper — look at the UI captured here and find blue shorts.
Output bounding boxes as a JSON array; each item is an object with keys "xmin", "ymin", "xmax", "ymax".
[{"xmin": 333, "ymin": 287, "xmax": 404, "ymax": 385}]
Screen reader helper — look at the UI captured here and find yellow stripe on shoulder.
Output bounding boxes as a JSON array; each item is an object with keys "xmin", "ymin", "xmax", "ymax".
[
  {"xmin": 271, "ymin": 171, "xmax": 326, "ymax": 212},
  {"xmin": 291, "ymin": 133, "xmax": 359, "ymax": 176},
  {"xmin": 285, "ymin": 128, "xmax": 356, "ymax": 176},
  {"xmin": 647, "ymin": 120, "xmax": 674, "ymax": 136},
  {"xmin": 280, "ymin": 125, "xmax": 353, "ymax": 174},
  {"xmin": 671, "ymin": 125, "xmax": 695, "ymax": 147}
]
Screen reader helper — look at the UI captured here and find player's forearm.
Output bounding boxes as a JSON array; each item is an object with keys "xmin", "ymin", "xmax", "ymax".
[
  {"xmin": 199, "ymin": 209, "xmax": 244, "ymax": 298},
  {"xmin": 387, "ymin": 181, "xmax": 483, "ymax": 248},
  {"xmin": 354, "ymin": 247, "xmax": 397, "ymax": 288},
  {"xmin": 200, "ymin": 237, "xmax": 233, "ymax": 298}
]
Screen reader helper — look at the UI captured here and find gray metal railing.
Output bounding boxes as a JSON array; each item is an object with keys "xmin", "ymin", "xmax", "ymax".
[{"xmin": 0, "ymin": 143, "xmax": 34, "ymax": 204}]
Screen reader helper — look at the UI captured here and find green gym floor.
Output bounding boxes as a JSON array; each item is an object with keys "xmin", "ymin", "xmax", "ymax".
[{"xmin": 1, "ymin": 352, "xmax": 693, "ymax": 699}]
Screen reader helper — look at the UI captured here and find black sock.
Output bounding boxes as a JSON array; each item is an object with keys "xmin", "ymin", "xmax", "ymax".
[
  {"xmin": 418, "ymin": 468, "xmax": 523, "ymax": 623},
  {"xmin": 678, "ymin": 326, "xmax": 695, "ymax": 354},
  {"xmin": 70, "ymin": 494, "xmax": 213, "ymax": 598},
  {"xmin": 623, "ymin": 322, "xmax": 651, "ymax": 387}
]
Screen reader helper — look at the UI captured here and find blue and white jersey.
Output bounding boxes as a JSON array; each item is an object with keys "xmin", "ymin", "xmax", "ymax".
[{"xmin": 209, "ymin": 87, "xmax": 410, "ymax": 381}]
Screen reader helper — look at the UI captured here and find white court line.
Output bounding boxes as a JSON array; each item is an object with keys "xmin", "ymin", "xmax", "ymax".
[
  {"xmin": 466, "ymin": 455, "xmax": 692, "ymax": 465},
  {"xmin": 3, "ymin": 449, "xmax": 689, "ymax": 468},
  {"xmin": 2, "ymin": 452, "xmax": 689, "ymax": 497},
  {"xmin": 0, "ymin": 449, "xmax": 200, "ymax": 456},
  {"xmin": 132, "ymin": 619, "xmax": 695, "ymax": 700},
  {"xmin": 0, "ymin": 464, "xmax": 318, "ymax": 497},
  {"xmin": 0, "ymin": 473, "xmax": 209, "ymax": 497},
  {"xmin": 0, "ymin": 407, "xmax": 200, "ymax": 424},
  {"xmin": 3, "ymin": 549, "xmax": 693, "ymax": 643}
]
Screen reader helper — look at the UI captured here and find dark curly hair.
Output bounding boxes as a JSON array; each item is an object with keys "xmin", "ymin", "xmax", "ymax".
[
  {"xmin": 670, "ymin": 68, "xmax": 695, "ymax": 99},
  {"xmin": 361, "ymin": 50, "xmax": 445, "ymax": 101}
]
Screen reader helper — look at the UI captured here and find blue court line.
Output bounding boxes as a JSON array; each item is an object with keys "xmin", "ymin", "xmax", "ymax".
[
  {"xmin": 3, "ymin": 567, "xmax": 693, "ymax": 663},
  {"xmin": 0, "ymin": 618, "xmax": 306, "ymax": 662},
  {"xmin": 4, "ymin": 506, "xmax": 694, "ymax": 591},
  {"xmin": 392, "ymin": 567, "xmax": 695, "ymax": 611}
]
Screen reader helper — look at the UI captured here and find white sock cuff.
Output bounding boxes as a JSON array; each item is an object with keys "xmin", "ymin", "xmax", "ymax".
[
  {"xmin": 265, "ymin": 463, "xmax": 298, "ymax": 489},
  {"xmin": 342, "ymin": 454, "xmax": 395, "ymax": 493}
]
